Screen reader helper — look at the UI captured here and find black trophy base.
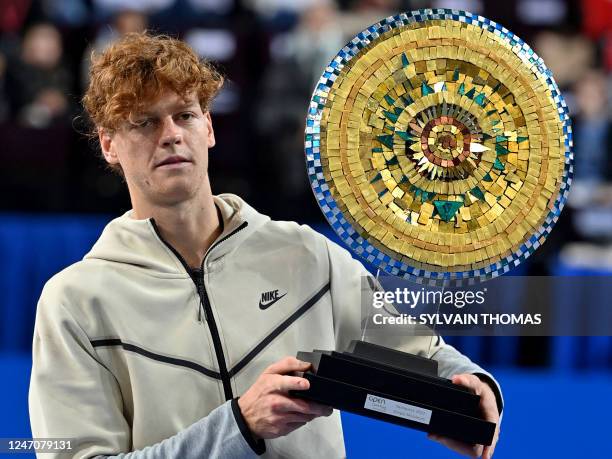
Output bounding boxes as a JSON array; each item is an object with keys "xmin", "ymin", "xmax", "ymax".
[{"xmin": 290, "ymin": 340, "xmax": 495, "ymax": 446}]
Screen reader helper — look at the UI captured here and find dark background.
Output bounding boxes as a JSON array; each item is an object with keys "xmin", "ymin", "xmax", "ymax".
[{"xmin": 0, "ymin": 0, "xmax": 611, "ymax": 457}]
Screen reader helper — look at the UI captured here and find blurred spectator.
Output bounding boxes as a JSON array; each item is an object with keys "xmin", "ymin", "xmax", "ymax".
[
  {"xmin": 244, "ymin": 0, "xmax": 318, "ymax": 31},
  {"xmin": 184, "ymin": 28, "xmax": 240, "ymax": 114},
  {"xmin": 573, "ymin": 70, "xmax": 611, "ymax": 179},
  {"xmin": 581, "ymin": 0, "xmax": 612, "ymax": 72},
  {"xmin": 184, "ymin": 28, "xmax": 237, "ymax": 62},
  {"xmin": 606, "ymin": 33, "xmax": 612, "ymax": 72},
  {"xmin": 188, "ymin": 0, "xmax": 234, "ymax": 13},
  {"xmin": 268, "ymin": 0, "xmax": 343, "ymax": 85},
  {"xmin": 534, "ymin": 31, "xmax": 596, "ymax": 89},
  {"xmin": 80, "ymin": 10, "xmax": 148, "ymax": 90},
  {"xmin": 581, "ymin": 0, "xmax": 612, "ymax": 41},
  {"xmin": 153, "ymin": 0, "xmax": 237, "ymax": 30},
  {"xmin": 561, "ymin": 68, "xmax": 612, "ymax": 271},
  {"xmin": 0, "ymin": 1, "xmax": 35, "ymax": 35},
  {"xmin": 338, "ymin": 0, "xmax": 401, "ymax": 37},
  {"xmin": 568, "ymin": 70, "xmax": 612, "ymax": 208},
  {"xmin": 92, "ymin": 0, "xmax": 175, "ymax": 18},
  {"xmin": 255, "ymin": 0, "xmax": 344, "ymax": 219},
  {"xmin": 6, "ymin": 23, "xmax": 72, "ymax": 128},
  {"xmin": 516, "ymin": 0, "xmax": 570, "ymax": 26},
  {"xmin": 41, "ymin": 0, "xmax": 92, "ymax": 28}
]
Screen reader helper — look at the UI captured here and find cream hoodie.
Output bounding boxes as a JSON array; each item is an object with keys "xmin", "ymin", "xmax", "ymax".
[{"xmin": 29, "ymin": 194, "xmax": 501, "ymax": 459}]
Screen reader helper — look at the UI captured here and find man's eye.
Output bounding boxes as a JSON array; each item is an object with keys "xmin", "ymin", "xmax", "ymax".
[
  {"xmin": 179, "ymin": 112, "xmax": 194, "ymax": 120},
  {"xmin": 132, "ymin": 119, "xmax": 152, "ymax": 128}
]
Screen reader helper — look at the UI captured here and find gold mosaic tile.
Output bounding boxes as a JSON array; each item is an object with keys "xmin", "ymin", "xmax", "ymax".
[{"xmin": 305, "ymin": 10, "xmax": 573, "ymax": 283}]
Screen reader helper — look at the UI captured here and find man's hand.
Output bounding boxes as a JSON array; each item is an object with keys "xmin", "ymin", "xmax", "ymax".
[
  {"xmin": 428, "ymin": 374, "xmax": 500, "ymax": 459},
  {"xmin": 237, "ymin": 357, "xmax": 333, "ymax": 440}
]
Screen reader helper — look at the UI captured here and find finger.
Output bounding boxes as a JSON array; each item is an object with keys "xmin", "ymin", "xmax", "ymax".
[
  {"xmin": 273, "ymin": 396, "xmax": 313, "ymax": 414},
  {"xmin": 480, "ymin": 396, "xmax": 500, "ymax": 423},
  {"xmin": 428, "ymin": 434, "xmax": 483, "ymax": 458},
  {"xmin": 278, "ymin": 412, "xmax": 318, "ymax": 424},
  {"xmin": 274, "ymin": 374, "xmax": 310, "ymax": 392},
  {"xmin": 285, "ymin": 421, "xmax": 307, "ymax": 430},
  {"xmin": 451, "ymin": 376, "xmax": 500, "ymax": 458},
  {"xmin": 265, "ymin": 357, "xmax": 311, "ymax": 375},
  {"xmin": 453, "ymin": 375, "xmax": 499, "ymax": 423},
  {"xmin": 286, "ymin": 421, "xmax": 307, "ymax": 428},
  {"xmin": 277, "ymin": 421, "xmax": 307, "ymax": 437},
  {"xmin": 452, "ymin": 374, "xmax": 483, "ymax": 394},
  {"xmin": 302, "ymin": 401, "xmax": 333, "ymax": 417},
  {"xmin": 311, "ymin": 401, "xmax": 334, "ymax": 417},
  {"xmin": 482, "ymin": 425, "xmax": 500, "ymax": 459},
  {"xmin": 476, "ymin": 392, "xmax": 499, "ymax": 424},
  {"xmin": 275, "ymin": 397, "xmax": 332, "ymax": 416}
]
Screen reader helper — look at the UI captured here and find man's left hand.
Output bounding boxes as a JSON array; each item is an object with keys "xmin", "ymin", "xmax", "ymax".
[{"xmin": 427, "ymin": 373, "xmax": 500, "ymax": 458}]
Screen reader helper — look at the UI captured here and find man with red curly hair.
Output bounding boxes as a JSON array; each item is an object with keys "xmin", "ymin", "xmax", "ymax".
[{"xmin": 29, "ymin": 33, "xmax": 501, "ymax": 459}]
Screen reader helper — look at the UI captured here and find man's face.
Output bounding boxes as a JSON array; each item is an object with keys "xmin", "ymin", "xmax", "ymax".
[{"xmin": 100, "ymin": 90, "xmax": 215, "ymax": 208}]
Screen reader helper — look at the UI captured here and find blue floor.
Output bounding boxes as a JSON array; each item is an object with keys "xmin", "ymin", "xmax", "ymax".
[{"xmin": 3, "ymin": 353, "xmax": 611, "ymax": 458}]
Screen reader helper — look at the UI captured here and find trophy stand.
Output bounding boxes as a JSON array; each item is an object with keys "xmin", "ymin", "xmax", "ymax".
[{"xmin": 292, "ymin": 276, "xmax": 496, "ymax": 445}]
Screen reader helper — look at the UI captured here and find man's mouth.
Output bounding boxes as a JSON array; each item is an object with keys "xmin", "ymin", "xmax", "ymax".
[{"xmin": 155, "ymin": 155, "xmax": 191, "ymax": 168}]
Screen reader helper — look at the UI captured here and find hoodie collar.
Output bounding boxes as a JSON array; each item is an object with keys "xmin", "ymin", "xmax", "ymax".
[{"xmin": 84, "ymin": 194, "xmax": 269, "ymax": 276}]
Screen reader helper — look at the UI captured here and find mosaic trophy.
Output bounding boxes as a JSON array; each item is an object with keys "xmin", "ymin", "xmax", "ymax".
[{"xmin": 295, "ymin": 9, "xmax": 573, "ymax": 445}]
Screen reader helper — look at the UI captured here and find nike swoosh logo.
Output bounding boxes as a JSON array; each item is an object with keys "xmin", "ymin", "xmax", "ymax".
[{"xmin": 259, "ymin": 293, "xmax": 287, "ymax": 310}]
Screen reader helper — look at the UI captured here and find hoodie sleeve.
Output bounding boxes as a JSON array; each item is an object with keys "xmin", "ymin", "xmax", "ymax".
[
  {"xmin": 324, "ymin": 237, "xmax": 504, "ymax": 415},
  {"xmin": 29, "ymin": 294, "xmax": 264, "ymax": 459}
]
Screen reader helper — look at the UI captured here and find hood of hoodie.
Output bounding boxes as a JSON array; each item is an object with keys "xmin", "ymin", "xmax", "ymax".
[{"xmin": 83, "ymin": 193, "xmax": 270, "ymax": 276}]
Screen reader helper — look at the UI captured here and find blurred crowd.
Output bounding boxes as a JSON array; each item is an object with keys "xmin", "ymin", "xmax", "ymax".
[{"xmin": 0, "ymin": 0, "xmax": 611, "ymax": 272}]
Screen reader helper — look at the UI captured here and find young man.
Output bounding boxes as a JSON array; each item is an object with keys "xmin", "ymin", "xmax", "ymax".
[{"xmin": 29, "ymin": 33, "xmax": 501, "ymax": 459}]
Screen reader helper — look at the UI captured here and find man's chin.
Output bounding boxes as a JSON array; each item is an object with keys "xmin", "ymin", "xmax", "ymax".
[{"xmin": 153, "ymin": 183, "xmax": 201, "ymax": 207}]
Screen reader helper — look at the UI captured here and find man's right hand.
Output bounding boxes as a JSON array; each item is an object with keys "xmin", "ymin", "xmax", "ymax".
[{"xmin": 237, "ymin": 357, "xmax": 333, "ymax": 440}]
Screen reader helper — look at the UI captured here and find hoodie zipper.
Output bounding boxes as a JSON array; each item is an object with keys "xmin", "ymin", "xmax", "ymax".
[{"xmin": 151, "ymin": 219, "xmax": 248, "ymax": 401}]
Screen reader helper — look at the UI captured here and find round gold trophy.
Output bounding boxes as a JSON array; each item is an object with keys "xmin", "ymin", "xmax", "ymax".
[{"xmin": 305, "ymin": 9, "xmax": 573, "ymax": 285}]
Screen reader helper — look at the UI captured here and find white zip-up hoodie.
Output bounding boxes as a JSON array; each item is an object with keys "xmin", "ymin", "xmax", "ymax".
[{"xmin": 29, "ymin": 194, "xmax": 501, "ymax": 459}]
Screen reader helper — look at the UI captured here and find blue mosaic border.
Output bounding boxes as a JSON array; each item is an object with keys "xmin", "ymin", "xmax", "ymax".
[{"xmin": 304, "ymin": 8, "xmax": 574, "ymax": 286}]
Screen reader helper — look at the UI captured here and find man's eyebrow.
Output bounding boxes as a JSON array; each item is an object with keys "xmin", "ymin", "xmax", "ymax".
[
  {"xmin": 173, "ymin": 99, "xmax": 200, "ymax": 110},
  {"xmin": 132, "ymin": 100, "xmax": 198, "ymax": 120},
  {"xmin": 137, "ymin": 101, "xmax": 199, "ymax": 118},
  {"xmin": 177, "ymin": 101, "xmax": 200, "ymax": 110}
]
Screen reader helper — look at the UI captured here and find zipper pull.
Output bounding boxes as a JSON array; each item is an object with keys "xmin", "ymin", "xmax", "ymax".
[
  {"xmin": 200, "ymin": 274, "xmax": 210, "ymax": 323},
  {"xmin": 195, "ymin": 275, "xmax": 206, "ymax": 323}
]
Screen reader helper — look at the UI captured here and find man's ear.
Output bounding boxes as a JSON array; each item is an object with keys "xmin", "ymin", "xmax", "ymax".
[
  {"xmin": 99, "ymin": 128, "xmax": 120, "ymax": 165},
  {"xmin": 205, "ymin": 112, "xmax": 215, "ymax": 148}
]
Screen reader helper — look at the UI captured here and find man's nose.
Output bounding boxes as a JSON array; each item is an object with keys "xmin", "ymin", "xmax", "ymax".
[{"xmin": 159, "ymin": 118, "xmax": 182, "ymax": 147}]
